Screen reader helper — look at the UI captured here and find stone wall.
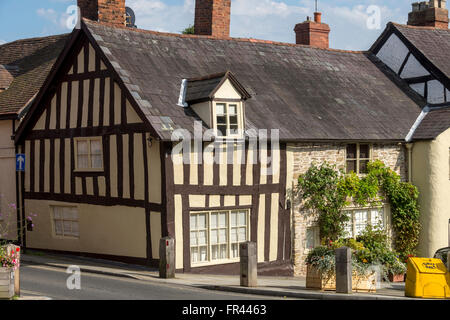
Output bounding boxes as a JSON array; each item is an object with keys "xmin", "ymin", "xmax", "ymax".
[{"xmin": 287, "ymin": 142, "xmax": 407, "ymax": 276}]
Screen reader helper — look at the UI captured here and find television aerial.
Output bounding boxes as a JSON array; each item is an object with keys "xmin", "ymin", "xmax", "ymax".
[{"xmin": 126, "ymin": 7, "xmax": 137, "ymax": 28}]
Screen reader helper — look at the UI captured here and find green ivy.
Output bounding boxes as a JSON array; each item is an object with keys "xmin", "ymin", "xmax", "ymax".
[{"xmin": 297, "ymin": 160, "xmax": 421, "ymax": 261}]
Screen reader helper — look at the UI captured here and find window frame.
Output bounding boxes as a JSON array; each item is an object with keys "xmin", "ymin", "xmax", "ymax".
[
  {"xmin": 212, "ymin": 101, "xmax": 244, "ymax": 139},
  {"xmin": 342, "ymin": 206, "xmax": 386, "ymax": 239},
  {"xmin": 190, "ymin": 209, "xmax": 250, "ymax": 267},
  {"xmin": 51, "ymin": 205, "xmax": 80, "ymax": 239},
  {"xmin": 74, "ymin": 137, "xmax": 104, "ymax": 172},
  {"xmin": 345, "ymin": 143, "xmax": 372, "ymax": 174}
]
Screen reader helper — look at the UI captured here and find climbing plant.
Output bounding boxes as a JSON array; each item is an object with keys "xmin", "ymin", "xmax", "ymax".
[{"xmin": 297, "ymin": 160, "xmax": 421, "ymax": 261}]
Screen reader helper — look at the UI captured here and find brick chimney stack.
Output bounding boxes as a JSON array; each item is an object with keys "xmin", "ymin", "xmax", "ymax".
[
  {"xmin": 194, "ymin": 0, "xmax": 231, "ymax": 38},
  {"xmin": 294, "ymin": 12, "xmax": 331, "ymax": 49},
  {"xmin": 78, "ymin": 0, "xmax": 126, "ymax": 27},
  {"xmin": 408, "ymin": 0, "xmax": 448, "ymax": 29}
]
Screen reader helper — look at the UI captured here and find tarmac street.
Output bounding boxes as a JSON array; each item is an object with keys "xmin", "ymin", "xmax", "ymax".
[
  {"xmin": 20, "ymin": 263, "xmax": 292, "ymax": 300},
  {"xmin": 18, "ymin": 252, "xmax": 413, "ymax": 300}
]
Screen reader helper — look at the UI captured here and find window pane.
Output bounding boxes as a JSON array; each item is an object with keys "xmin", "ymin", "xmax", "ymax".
[
  {"xmin": 346, "ymin": 144, "xmax": 357, "ymax": 159},
  {"xmin": 53, "ymin": 208, "xmax": 61, "ymax": 219},
  {"xmin": 211, "ymin": 230, "xmax": 218, "ymax": 245},
  {"xmin": 228, "ymin": 104, "xmax": 237, "ymax": 115},
  {"xmin": 355, "ymin": 210, "xmax": 368, "ymax": 236},
  {"xmin": 231, "ymin": 228, "xmax": 237, "ymax": 242},
  {"xmin": 217, "ymin": 125, "xmax": 227, "ymax": 136},
  {"xmin": 63, "ymin": 221, "xmax": 72, "ymax": 234},
  {"xmin": 306, "ymin": 228, "xmax": 315, "ymax": 249},
  {"xmin": 231, "ymin": 244, "xmax": 239, "ymax": 258},
  {"xmin": 238, "ymin": 211, "xmax": 246, "ymax": 226},
  {"xmin": 71, "ymin": 222, "xmax": 79, "ymax": 236},
  {"xmin": 371, "ymin": 208, "xmax": 384, "ymax": 227},
  {"xmin": 219, "ymin": 213, "xmax": 226, "ymax": 228},
  {"xmin": 360, "ymin": 160, "xmax": 369, "ymax": 174},
  {"xmin": 219, "ymin": 229, "xmax": 227, "ymax": 243},
  {"xmin": 359, "ymin": 144, "xmax": 370, "ymax": 159},
  {"xmin": 190, "ymin": 215, "xmax": 197, "ymax": 230},
  {"xmin": 198, "ymin": 230, "xmax": 207, "ymax": 245},
  {"xmin": 216, "ymin": 104, "xmax": 226, "ymax": 115},
  {"xmin": 77, "ymin": 155, "xmax": 89, "ymax": 169},
  {"xmin": 198, "ymin": 214, "xmax": 206, "ymax": 229},
  {"xmin": 216, "ymin": 115, "xmax": 227, "ymax": 125},
  {"xmin": 77, "ymin": 141, "xmax": 88, "ymax": 154},
  {"xmin": 91, "ymin": 155, "xmax": 103, "ymax": 169},
  {"xmin": 200, "ymin": 246, "xmax": 207, "ymax": 261},
  {"xmin": 55, "ymin": 221, "xmax": 63, "ymax": 235},
  {"xmin": 211, "ymin": 245, "xmax": 219, "ymax": 260},
  {"xmin": 220, "ymin": 244, "xmax": 227, "ymax": 259},
  {"xmin": 238, "ymin": 227, "xmax": 247, "ymax": 242},
  {"xmin": 346, "ymin": 160, "xmax": 356, "ymax": 173},
  {"xmin": 231, "ymin": 212, "xmax": 238, "ymax": 227},
  {"xmin": 90, "ymin": 140, "xmax": 102, "ymax": 155},
  {"xmin": 343, "ymin": 212, "xmax": 353, "ymax": 238},
  {"xmin": 210, "ymin": 213, "xmax": 218, "ymax": 229},
  {"xmin": 191, "ymin": 247, "xmax": 198, "ymax": 263},
  {"xmin": 190, "ymin": 231, "xmax": 197, "ymax": 246}
]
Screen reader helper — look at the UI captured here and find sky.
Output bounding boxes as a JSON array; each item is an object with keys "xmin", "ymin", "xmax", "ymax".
[{"xmin": 0, "ymin": 0, "xmax": 415, "ymax": 50}]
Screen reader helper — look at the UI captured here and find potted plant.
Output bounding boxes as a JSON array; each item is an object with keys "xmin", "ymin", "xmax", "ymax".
[
  {"xmin": 0, "ymin": 246, "xmax": 20, "ymax": 299},
  {"xmin": 305, "ymin": 242, "xmax": 378, "ymax": 292}
]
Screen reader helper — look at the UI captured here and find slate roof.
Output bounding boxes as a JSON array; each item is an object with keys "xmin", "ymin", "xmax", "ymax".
[
  {"xmin": 84, "ymin": 20, "xmax": 426, "ymax": 142},
  {"xmin": 0, "ymin": 34, "xmax": 70, "ymax": 116},
  {"xmin": 413, "ymin": 106, "xmax": 450, "ymax": 140},
  {"xmin": 392, "ymin": 23, "xmax": 450, "ymax": 79}
]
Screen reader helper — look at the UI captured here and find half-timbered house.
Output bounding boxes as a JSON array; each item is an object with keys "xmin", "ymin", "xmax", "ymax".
[{"xmin": 10, "ymin": 0, "xmax": 450, "ymax": 275}]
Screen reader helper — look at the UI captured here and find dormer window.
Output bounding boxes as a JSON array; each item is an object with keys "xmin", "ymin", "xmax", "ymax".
[
  {"xmin": 183, "ymin": 71, "xmax": 251, "ymax": 139},
  {"xmin": 215, "ymin": 102, "xmax": 240, "ymax": 137}
]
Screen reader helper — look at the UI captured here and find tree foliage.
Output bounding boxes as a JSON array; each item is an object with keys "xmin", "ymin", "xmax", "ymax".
[{"xmin": 181, "ymin": 25, "xmax": 195, "ymax": 34}]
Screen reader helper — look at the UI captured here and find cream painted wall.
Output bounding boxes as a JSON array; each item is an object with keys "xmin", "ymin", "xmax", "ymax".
[
  {"xmin": 412, "ymin": 128, "xmax": 450, "ymax": 258},
  {"xmin": 213, "ymin": 79, "xmax": 242, "ymax": 100},
  {"xmin": 0, "ymin": 120, "xmax": 17, "ymax": 240},
  {"xmin": 25, "ymin": 200, "xmax": 147, "ymax": 258},
  {"xmin": 191, "ymin": 101, "xmax": 211, "ymax": 127}
]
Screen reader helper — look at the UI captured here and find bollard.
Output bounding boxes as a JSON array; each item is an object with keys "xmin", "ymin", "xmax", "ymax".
[
  {"xmin": 240, "ymin": 242, "xmax": 257, "ymax": 287},
  {"xmin": 159, "ymin": 237, "xmax": 175, "ymax": 279},
  {"xmin": 335, "ymin": 246, "xmax": 352, "ymax": 294}
]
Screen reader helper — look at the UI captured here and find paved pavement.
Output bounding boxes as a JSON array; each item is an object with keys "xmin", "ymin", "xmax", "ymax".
[{"xmin": 18, "ymin": 250, "xmax": 415, "ymax": 300}]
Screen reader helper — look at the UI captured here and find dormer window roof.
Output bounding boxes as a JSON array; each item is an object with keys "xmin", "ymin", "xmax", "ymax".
[{"xmin": 185, "ymin": 71, "xmax": 251, "ymax": 105}]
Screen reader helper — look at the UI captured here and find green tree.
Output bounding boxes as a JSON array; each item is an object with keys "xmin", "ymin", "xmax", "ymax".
[{"xmin": 182, "ymin": 25, "xmax": 195, "ymax": 35}]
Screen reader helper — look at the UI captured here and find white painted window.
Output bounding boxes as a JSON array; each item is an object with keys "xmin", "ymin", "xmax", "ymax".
[
  {"xmin": 52, "ymin": 206, "xmax": 79, "ymax": 238},
  {"xmin": 190, "ymin": 210, "xmax": 250, "ymax": 266},
  {"xmin": 346, "ymin": 143, "xmax": 371, "ymax": 174},
  {"xmin": 75, "ymin": 137, "xmax": 103, "ymax": 171},
  {"xmin": 342, "ymin": 207, "xmax": 385, "ymax": 238},
  {"xmin": 306, "ymin": 226, "xmax": 320, "ymax": 250},
  {"xmin": 214, "ymin": 102, "xmax": 243, "ymax": 138}
]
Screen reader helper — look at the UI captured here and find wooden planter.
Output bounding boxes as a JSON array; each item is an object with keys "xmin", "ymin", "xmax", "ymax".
[
  {"xmin": 306, "ymin": 265, "xmax": 377, "ymax": 292},
  {"xmin": 0, "ymin": 268, "xmax": 14, "ymax": 299}
]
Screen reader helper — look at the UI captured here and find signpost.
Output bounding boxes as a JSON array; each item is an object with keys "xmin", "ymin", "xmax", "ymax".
[{"xmin": 16, "ymin": 154, "xmax": 25, "ymax": 172}]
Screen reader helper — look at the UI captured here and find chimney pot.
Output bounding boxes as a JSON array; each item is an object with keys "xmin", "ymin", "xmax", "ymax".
[{"xmin": 314, "ymin": 12, "xmax": 322, "ymax": 23}]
